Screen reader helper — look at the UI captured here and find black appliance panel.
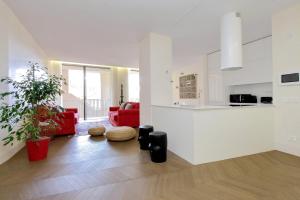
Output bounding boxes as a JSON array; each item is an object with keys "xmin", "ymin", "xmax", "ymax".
[
  {"xmin": 230, "ymin": 94, "xmax": 257, "ymax": 104},
  {"xmin": 261, "ymin": 97, "xmax": 273, "ymax": 104}
]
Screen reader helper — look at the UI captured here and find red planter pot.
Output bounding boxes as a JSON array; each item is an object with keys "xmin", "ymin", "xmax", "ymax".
[{"xmin": 26, "ymin": 137, "xmax": 50, "ymax": 161}]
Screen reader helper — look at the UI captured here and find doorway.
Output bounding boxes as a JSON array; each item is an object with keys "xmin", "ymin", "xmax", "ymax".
[{"xmin": 62, "ymin": 65, "xmax": 112, "ymax": 121}]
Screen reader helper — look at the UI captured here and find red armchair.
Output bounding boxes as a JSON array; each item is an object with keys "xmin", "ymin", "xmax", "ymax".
[
  {"xmin": 65, "ymin": 108, "xmax": 79, "ymax": 124},
  {"xmin": 108, "ymin": 102, "xmax": 140, "ymax": 127},
  {"xmin": 52, "ymin": 111, "xmax": 76, "ymax": 135},
  {"xmin": 40, "ymin": 108, "xmax": 77, "ymax": 136}
]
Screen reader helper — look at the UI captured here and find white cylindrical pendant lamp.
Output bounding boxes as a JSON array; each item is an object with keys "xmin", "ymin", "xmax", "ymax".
[{"xmin": 221, "ymin": 12, "xmax": 242, "ymax": 70}]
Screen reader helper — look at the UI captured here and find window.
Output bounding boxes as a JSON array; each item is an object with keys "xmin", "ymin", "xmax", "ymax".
[
  {"xmin": 86, "ymin": 71, "xmax": 101, "ymax": 100},
  {"xmin": 68, "ymin": 69, "xmax": 84, "ymax": 98},
  {"xmin": 128, "ymin": 70, "xmax": 139, "ymax": 102}
]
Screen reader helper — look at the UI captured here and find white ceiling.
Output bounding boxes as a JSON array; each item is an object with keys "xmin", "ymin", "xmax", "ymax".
[{"xmin": 4, "ymin": 0, "xmax": 300, "ymax": 68}]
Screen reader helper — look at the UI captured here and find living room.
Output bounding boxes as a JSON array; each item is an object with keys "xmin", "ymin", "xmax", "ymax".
[{"xmin": 1, "ymin": 0, "xmax": 300, "ymax": 199}]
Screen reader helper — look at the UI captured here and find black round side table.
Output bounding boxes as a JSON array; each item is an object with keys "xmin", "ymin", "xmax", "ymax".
[
  {"xmin": 149, "ymin": 131, "xmax": 167, "ymax": 163},
  {"xmin": 138, "ymin": 125, "xmax": 154, "ymax": 150}
]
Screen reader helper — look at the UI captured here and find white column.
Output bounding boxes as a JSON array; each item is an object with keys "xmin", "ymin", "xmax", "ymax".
[{"xmin": 139, "ymin": 33, "xmax": 173, "ymax": 125}]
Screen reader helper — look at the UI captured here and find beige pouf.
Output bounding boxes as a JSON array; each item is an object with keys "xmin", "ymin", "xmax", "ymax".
[
  {"xmin": 88, "ymin": 126, "xmax": 106, "ymax": 136},
  {"xmin": 106, "ymin": 126, "xmax": 137, "ymax": 141}
]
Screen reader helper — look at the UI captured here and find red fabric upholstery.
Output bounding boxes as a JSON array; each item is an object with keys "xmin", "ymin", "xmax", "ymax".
[
  {"xmin": 108, "ymin": 102, "xmax": 140, "ymax": 127},
  {"xmin": 65, "ymin": 108, "xmax": 79, "ymax": 124},
  {"xmin": 40, "ymin": 108, "xmax": 77, "ymax": 136},
  {"xmin": 109, "ymin": 106, "xmax": 120, "ymax": 111},
  {"xmin": 54, "ymin": 112, "xmax": 76, "ymax": 135}
]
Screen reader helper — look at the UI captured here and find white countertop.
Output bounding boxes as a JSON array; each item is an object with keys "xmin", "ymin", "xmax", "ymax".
[{"xmin": 152, "ymin": 104, "xmax": 274, "ymax": 110}]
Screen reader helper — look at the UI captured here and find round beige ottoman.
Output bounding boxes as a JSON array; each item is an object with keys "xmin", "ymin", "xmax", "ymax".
[
  {"xmin": 88, "ymin": 126, "xmax": 106, "ymax": 136},
  {"xmin": 106, "ymin": 126, "xmax": 136, "ymax": 141}
]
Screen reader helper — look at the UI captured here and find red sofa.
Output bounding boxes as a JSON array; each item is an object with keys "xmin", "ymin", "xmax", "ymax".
[
  {"xmin": 65, "ymin": 108, "xmax": 79, "ymax": 124},
  {"xmin": 108, "ymin": 102, "xmax": 140, "ymax": 127},
  {"xmin": 40, "ymin": 108, "xmax": 78, "ymax": 136}
]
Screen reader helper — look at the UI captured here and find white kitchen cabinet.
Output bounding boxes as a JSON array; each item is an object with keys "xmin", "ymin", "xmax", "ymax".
[
  {"xmin": 208, "ymin": 73, "xmax": 226, "ymax": 104},
  {"xmin": 223, "ymin": 37, "xmax": 272, "ymax": 85},
  {"xmin": 208, "ymin": 52, "xmax": 226, "ymax": 104},
  {"xmin": 207, "ymin": 37, "xmax": 272, "ymax": 104}
]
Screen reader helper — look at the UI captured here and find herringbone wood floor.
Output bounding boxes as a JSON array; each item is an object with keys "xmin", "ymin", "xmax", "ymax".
[{"xmin": 1, "ymin": 133, "xmax": 300, "ymax": 200}]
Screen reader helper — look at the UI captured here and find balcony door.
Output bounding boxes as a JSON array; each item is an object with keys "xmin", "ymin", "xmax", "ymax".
[{"xmin": 62, "ymin": 65, "xmax": 112, "ymax": 121}]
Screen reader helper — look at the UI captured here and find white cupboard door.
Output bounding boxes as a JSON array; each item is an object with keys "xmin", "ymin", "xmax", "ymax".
[{"xmin": 208, "ymin": 74, "xmax": 225, "ymax": 105}]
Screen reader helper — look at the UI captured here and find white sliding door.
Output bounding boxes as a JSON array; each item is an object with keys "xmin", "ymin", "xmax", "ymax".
[
  {"xmin": 85, "ymin": 67, "xmax": 112, "ymax": 120},
  {"xmin": 62, "ymin": 65, "xmax": 85, "ymax": 119},
  {"xmin": 62, "ymin": 65, "xmax": 112, "ymax": 120}
]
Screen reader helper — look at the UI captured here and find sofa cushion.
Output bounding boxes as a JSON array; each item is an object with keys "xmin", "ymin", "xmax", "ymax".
[
  {"xmin": 124, "ymin": 103, "xmax": 133, "ymax": 110},
  {"xmin": 120, "ymin": 102, "xmax": 127, "ymax": 110},
  {"xmin": 129, "ymin": 102, "xmax": 139, "ymax": 109}
]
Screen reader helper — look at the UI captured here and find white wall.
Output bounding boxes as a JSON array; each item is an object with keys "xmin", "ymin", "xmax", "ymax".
[
  {"xmin": 171, "ymin": 55, "xmax": 208, "ymax": 106},
  {"xmin": 172, "ymin": 68, "xmax": 201, "ymax": 106},
  {"xmin": 208, "ymin": 37, "xmax": 273, "ymax": 105},
  {"xmin": 139, "ymin": 36, "xmax": 152, "ymax": 124},
  {"xmin": 112, "ymin": 67, "xmax": 129, "ymax": 105},
  {"xmin": 272, "ymin": 3, "xmax": 300, "ymax": 156},
  {"xmin": 0, "ymin": 1, "xmax": 47, "ymax": 164},
  {"xmin": 139, "ymin": 33, "xmax": 173, "ymax": 124},
  {"xmin": 48, "ymin": 61, "xmax": 63, "ymax": 105},
  {"xmin": 149, "ymin": 33, "xmax": 173, "ymax": 106}
]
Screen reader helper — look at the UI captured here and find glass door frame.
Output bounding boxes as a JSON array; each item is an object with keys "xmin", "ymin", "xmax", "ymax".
[
  {"xmin": 62, "ymin": 64, "xmax": 111, "ymax": 121},
  {"xmin": 83, "ymin": 66, "xmax": 87, "ymax": 120}
]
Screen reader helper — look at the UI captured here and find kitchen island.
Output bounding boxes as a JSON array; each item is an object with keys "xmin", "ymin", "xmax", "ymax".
[{"xmin": 152, "ymin": 104, "xmax": 274, "ymax": 165}]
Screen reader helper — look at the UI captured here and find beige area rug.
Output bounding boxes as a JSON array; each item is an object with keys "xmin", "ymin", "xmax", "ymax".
[{"xmin": 76, "ymin": 118, "xmax": 113, "ymax": 136}]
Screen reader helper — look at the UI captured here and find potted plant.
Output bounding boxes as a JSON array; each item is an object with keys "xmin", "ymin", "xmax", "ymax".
[{"xmin": 0, "ymin": 62, "xmax": 66, "ymax": 161}]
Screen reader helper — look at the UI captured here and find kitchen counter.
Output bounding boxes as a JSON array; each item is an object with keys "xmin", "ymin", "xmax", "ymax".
[
  {"xmin": 152, "ymin": 104, "xmax": 274, "ymax": 110},
  {"xmin": 151, "ymin": 104, "xmax": 274, "ymax": 165}
]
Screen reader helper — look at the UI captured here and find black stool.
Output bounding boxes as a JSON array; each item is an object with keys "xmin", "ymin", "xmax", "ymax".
[
  {"xmin": 149, "ymin": 131, "xmax": 167, "ymax": 163},
  {"xmin": 138, "ymin": 125, "xmax": 154, "ymax": 150}
]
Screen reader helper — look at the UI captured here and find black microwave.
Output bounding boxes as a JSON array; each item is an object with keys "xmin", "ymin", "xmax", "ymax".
[{"xmin": 230, "ymin": 94, "xmax": 258, "ymax": 104}]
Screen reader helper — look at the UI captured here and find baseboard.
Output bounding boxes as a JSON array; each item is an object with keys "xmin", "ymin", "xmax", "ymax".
[
  {"xmin": 0, "ymin": 142, "xmax": 25, "ymax": 164},
  {"xmin": 275, "ymin": 143, "xmax": 300, "ymax": 157}
]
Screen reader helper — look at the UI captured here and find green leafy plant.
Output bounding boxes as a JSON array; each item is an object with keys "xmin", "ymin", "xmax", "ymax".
[{"xmin": 0, "ymin": 62, "xmax": 66, "ymax": 145}]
